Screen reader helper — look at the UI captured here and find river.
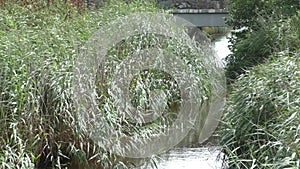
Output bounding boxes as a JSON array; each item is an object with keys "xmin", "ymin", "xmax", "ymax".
[
  {"xmin": 213, "ymin": 34, "xmax": 231, "ymax": 65},
  {"xmin": 143, "ymin": 34, "xmax": 230, "ymax": 169}
]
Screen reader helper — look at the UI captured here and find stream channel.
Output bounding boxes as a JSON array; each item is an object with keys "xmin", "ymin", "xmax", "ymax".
[{"xmin": 144, "ymin": 33, "xmax": 231, "ymax": 169}]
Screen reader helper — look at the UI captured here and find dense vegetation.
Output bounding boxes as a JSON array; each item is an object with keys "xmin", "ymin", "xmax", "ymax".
[
  {"xmin": 0, "ymin": 1, "xmax": 162, "ymax": 168},
  {"xmin": 221, "ymin": 51, "xmax": 300, "ymax": 168},
  {"xmin": 0, "ymin": 0, "xmax": 218, "ymax": 168},
  {"xmin": 225, "ymin": 0, "xmax": 300, "ymax": 82},
  {"xmin": 3, "ymin": 0, "xmax": 300, "ymax": 168},
  {"xmin": 221, "ymin": 0, "xmax": 300, "ymax": 168}
]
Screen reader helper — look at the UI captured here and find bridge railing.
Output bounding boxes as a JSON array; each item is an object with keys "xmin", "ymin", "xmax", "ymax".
[{"xmin": 172, "ymin": 9, "xmax": 228, "ymax": 14}]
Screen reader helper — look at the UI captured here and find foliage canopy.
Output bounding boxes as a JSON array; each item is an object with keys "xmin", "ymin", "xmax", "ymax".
[{"xmin": 225, "ymin": 0, "xmax": 300, "ymax": 82}]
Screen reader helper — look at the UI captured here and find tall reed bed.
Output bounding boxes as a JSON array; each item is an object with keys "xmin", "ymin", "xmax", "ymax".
[
  {"xmin": 0, "ymin": 1, "xmax": 159, "ymax": 168},
  {"xmin": 220, "ymin": 12, "xmax": 300, "ymax": 168}
]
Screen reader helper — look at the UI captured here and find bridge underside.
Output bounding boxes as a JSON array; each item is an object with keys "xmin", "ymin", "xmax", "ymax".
[{"xmin": 173, "ymin": 13, "xmax": 228, "ymax": 27}]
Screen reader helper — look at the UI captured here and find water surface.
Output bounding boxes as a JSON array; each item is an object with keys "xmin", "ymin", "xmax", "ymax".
[
  {"xmin": 144, "ymin": 34, "xmax": 230, "ymax": 169},
  {"xmin": 154, "ymin": 146, "xmax": 223, "ymax": 169}
]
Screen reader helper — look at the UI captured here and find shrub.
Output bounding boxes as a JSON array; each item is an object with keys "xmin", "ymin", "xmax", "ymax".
[{"xmin": 225, "ymin": 0, "xmax": 300, "ymax": 82}]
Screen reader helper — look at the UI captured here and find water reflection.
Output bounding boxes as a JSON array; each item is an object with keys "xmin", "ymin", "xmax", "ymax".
[
  {"xmin": 213, "ymin": 33, "xmax": 231, "ymax": 66},
  {"xmin": 142, "ymin": 34, "xmax": 230, "ymax": 169},
  {"xmin": 155, "ymin": 147, "xmax": 223, "ymax": 169}
]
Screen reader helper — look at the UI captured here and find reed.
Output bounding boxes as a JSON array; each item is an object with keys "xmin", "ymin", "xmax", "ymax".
[{"xmin": 0, "ymin": 1, "xmax": 160, "ymax": 168}]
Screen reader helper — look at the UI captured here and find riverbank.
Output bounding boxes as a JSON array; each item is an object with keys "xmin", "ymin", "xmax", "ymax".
[{"xmin": 220, "ymin": 3, "xmax": 300, "ymax": 167}]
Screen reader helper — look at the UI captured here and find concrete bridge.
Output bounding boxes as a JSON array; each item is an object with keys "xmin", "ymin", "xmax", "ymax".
[
  {"xmin": 82, "ymin": 0, "xmax": 229, "ymax": 27},
  {"xmin": 158, "ymin": 0, "xmax": 229, "ymax": 27}
]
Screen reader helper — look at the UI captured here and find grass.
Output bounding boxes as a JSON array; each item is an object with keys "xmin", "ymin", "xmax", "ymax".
[
  {"xmin": 0, "ymin": 0, "xmax": 220, "ymax": 168},
  {"xmin": 220, "ymin": 11, "xmax": 300, "ymax": 169},
  {"xmin": 0, "ymin": 1, "xmax": 161, "ymax": 168},
  {"xmin": 220, "ymin": 29, "xmax": 300, "ymax": 169}
]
